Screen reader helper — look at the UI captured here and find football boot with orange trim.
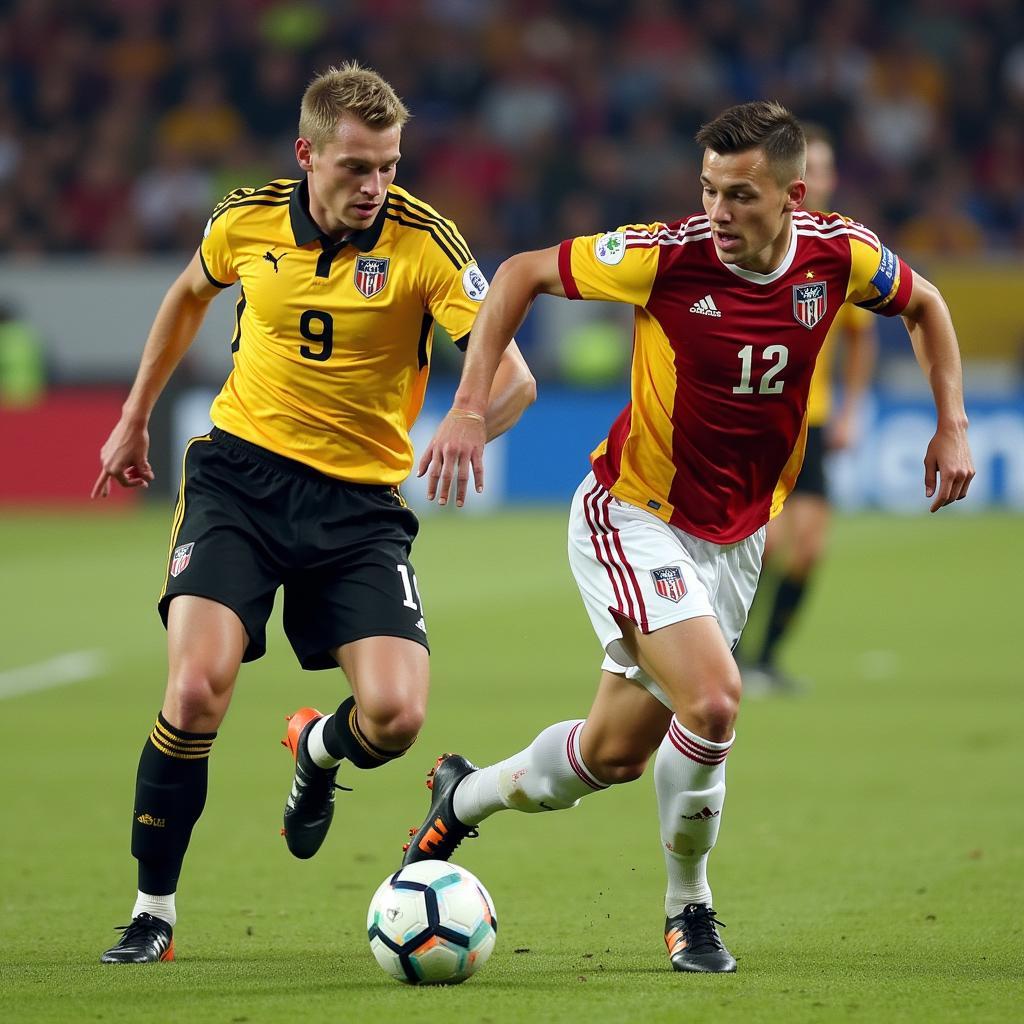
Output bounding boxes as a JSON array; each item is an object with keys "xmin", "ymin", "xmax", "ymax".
[
  {"xmin": 664, "ymin": 903, "xmax": 736, "ymax": 973},
  {"xmin": 401, "ymin": 753, "xmax": 479, "ymax": 865},
  {"xmin": 100, "ymin": 913, "xmax": 174, "ymax": 964},
  {"xmin": 281, "ymin": 707, "xmax": 348, "ymax": 860}
]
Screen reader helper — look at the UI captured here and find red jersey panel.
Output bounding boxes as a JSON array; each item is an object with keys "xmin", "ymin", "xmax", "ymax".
[{"xmin": 559, "ymin": 211, "xmax": 913, "ymax": 543}]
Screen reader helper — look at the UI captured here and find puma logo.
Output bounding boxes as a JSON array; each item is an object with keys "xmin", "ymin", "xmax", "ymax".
[{"xmin": 263, "ymin": 250, "xmax": 288, "ymax": 272}]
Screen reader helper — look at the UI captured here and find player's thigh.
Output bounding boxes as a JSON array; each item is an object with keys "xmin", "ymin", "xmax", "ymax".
[
  {"xmin": 164, "ymin": 595, "xmax": 249, "ymax": 728},
  {"xmin": 623, "ymin": 615, "xmax": 739, "ymax": 708},
  {"xmin": 568, "ymin": 472, "xmax": 719, "ymax": 669},
  {"xmin": 333, "ymin": 635, "xmax": 430, "ymax": 725},
  {"xmin": 281, "ymin": 485, "xmax": 425, "ymax": 671},
  {"xmin": 581, "ymin": 670, "xmax": 673, "ymax": 774},
  {"xmin": 158, "ymin": 433, "xmax": 283, "ymax": 664},
  {"xmin": 283, "ymin": 543, "xmax": 428, "ymax": 673}
]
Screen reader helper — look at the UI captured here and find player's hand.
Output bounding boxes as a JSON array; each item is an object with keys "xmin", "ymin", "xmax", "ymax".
[
  {"xmin": 828, "ymin": 408, "xmax": 857, "ymax": 451},
  {"xmin": 91, "ymin": 418, "xmax": 155, "ymax": 499},
  {"xmin": 417, "ymin": 408, "xmax": 486, "ymax": 507},
  {"xmin": 923, "ymin": 421, "xmax": 974, "ymax": 513}
]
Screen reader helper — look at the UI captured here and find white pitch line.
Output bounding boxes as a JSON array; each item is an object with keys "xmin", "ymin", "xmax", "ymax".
[{"xmin": 0, "ymin": 650, "xmax": 108, "ymax": 700}]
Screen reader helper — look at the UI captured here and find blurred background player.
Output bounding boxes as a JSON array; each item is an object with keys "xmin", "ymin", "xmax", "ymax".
[
  {"xmin": 402, "ymin": 101, "xmax": 974, "ymax": 975},
  {"xmin": 91, "ymin": 62, "xmax": 534, "ymax": 964},
  {"xmin": 740, "ymin": 125, "xmax": 878, "ymax": 694}
]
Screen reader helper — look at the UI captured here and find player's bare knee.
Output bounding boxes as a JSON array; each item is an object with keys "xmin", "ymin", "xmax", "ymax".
[
  {"xmin": 593, "ymin": 757, "xmax": 648, "ymax": 785},
  {"xmin": 165, "ymin": 672, "xmax": 228, "ymax": 730},
  {"xmin": 586, "ymin": 740, "xmax": 650, "ymax": 785},
  {"xmin": 360, "ymin": 704, "xmax": 424, "ymax": 752},
  {"xmin": 688, "ymin": 689, "xmax": 739, "ymax": 742}
]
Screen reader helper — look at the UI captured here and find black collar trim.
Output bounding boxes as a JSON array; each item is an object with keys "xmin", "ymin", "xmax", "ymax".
[{"xmin": 289, "ymin": 178, "xmax": 387, "ymax": 252}]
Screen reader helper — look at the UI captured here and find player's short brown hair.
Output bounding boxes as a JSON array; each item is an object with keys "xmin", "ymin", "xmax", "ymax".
[
  {"xmin": 299, "ymin": 61, "xmax": 410, "ymax": 150},
  {"xmin": 696, "ymin": 101, "xmax": 806, "ymax": 184}
]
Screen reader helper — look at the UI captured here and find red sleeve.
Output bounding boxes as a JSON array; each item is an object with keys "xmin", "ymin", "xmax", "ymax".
[
  {"xmin": 558, "ymin": 239, "xmax": 582, "ymax": 300},
  {"xmin": 882, "ymin": 258, "xmax": 915, "ymax": 317}
]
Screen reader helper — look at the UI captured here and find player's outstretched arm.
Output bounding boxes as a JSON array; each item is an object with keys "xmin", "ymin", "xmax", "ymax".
[
  {"xmin": 481, "ymin": 340, "xmax": 536, "ymax": 441},
  {"xmin": 419, "ymin": 246, "xmax": 562, "ymax": 507},
  {"xmin": 91, "ymin": 250, "xmax": 223, "ymax": 499},
  {"xmin": 900, "ymin": 272, "xmax": 975, "ymax": 512}
]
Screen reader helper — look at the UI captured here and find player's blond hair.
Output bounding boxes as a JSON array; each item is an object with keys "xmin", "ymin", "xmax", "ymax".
[
  {"xmin": 696, "ymin": 101, "xmax": 806, "ymax": 184},
  {"xmin": 299, "ymin": 62, "xmax": 410, "ymax": 150}
]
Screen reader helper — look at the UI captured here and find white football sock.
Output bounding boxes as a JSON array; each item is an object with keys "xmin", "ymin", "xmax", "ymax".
[
  {"xmin": 453, "ymin": 720, "xmax": 607, "ymax": 825},
  {"xmin": 655, "ymin": 716, "xmax": 733, "ymax": 916},
  {"xmin": 132, "ymin": 890, "xmax": 176, "ymax": 927},
  {"xmin": 307, "ymin": 714, "xmax": 342, "ymax": 769}
]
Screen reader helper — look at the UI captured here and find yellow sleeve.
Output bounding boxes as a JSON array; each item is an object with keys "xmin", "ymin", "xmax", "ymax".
[
  {"xmin": 199, "ymin": 190, "xmax": 244, "ymax": 288},
  {"xmin": 833, "ymin": 301, "xmax": 875, "ymax": 332},
  {"xmin": 415, "ymin": 218, "xmax": 484, "ymax": 345},
  {"xmin": 558, "ymin": 224, "xmax": 662, "ymax": 306},
  {"xmin": 845, "ymin": 227, "xmax": 913, "ymax": 316}
]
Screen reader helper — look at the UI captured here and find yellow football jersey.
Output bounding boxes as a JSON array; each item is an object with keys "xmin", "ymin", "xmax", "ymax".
[{"xmin": 199, "ymin": 179, "xmax": 488, "ymax": 484}]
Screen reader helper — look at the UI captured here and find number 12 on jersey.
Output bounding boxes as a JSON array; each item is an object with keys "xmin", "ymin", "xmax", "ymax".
[{"xmin": 733, "ymin": 344, "xmax": 788, "ymax": 395}]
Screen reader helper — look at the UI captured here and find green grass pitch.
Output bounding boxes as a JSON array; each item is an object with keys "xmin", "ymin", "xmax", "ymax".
[{"xmin": 0, "ymin": 507, "xmax": 1021, "ymax": 1023}]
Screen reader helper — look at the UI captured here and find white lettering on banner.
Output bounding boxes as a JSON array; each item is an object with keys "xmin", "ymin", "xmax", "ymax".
[
  {"xmin": 962, "ymin": 413, "xmax": 1024, "ymax": 505},
  {"xmin": 831, "ymin": 407, "xmax": 1024, "ymax": 511}
]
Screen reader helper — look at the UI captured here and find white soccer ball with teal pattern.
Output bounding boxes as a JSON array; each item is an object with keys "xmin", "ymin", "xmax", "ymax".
[{"xmin": 367, "ymin": 860, "xmax": 497, "ymax": 984}]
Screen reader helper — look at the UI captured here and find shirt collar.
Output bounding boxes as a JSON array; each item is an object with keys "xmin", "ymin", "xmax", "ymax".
[{"xmin": 288, "ymin": 178, "xmax": 387, "ymax": 252}]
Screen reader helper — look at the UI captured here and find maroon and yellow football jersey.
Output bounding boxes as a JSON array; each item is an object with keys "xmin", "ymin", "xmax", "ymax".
[{"xmin": 558, "ymin": 210, "xmax": 913, "ymax": 543}]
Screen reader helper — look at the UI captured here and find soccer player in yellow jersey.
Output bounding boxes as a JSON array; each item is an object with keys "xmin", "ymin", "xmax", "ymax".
[
  {"xmin": 400, "ymin": 102, "xmax": 973, "ymax": 973},
  {"xmin": 741, "ymin": 126, "xmax": 878, "ymax": 693},
  {"xmin": 92, "ymin": 63, "xmax": 535, "ymax": 964}
]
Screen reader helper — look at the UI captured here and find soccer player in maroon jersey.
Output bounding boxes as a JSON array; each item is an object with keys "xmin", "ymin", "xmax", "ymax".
[{"xmin": 402, "ymin": 101, "xmax": 974, "ymax": 973}]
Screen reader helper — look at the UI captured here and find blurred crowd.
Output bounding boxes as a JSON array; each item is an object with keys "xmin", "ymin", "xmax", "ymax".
[{"xmin": 3, "ymin": 0, "xmax": 1024, "ymax": 262}]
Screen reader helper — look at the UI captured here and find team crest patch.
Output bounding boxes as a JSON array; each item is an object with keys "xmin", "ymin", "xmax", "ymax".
[
  {"xmin": 169, "ymin": 542, "xmax": 194, "ymax": 578},
  {"xmin": 595, "ymin": 231, "xmax": 625, "ymax": 265},
  {"xmin": 354, "ymin": 256, "xmax": 390, "ymax": 298},
  {"xmin": 462, "ymin": 263, "xmax": 489, "ymax": 300},
  {"xmin": 792, "ymin": 281, "xmax": 827, "ymax": 329},
  {"xmin": 651, "ymin": 566, "xmax": 686, "ymax": 603}
]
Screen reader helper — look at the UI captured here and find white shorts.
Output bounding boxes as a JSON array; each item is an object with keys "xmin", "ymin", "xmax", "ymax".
[{"xmin": 567, "ymin": 472, "xmax": 765, "ymax": 708}]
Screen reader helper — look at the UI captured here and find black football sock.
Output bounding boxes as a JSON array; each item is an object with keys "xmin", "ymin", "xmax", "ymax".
[
  {"xmin": 756, "ymin": 575, "xmax": 808, "ymax": 667},
  {"xmin": 131, "ymin": 713, "xmax": 216, "ymax": 895},
  {"xmin": 321, "ymin": 696, "xmax": 410, "ymax": 769}
]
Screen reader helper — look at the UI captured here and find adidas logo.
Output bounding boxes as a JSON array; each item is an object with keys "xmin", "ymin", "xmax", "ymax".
[
  {"xmin": 689, "ymin": 294, "xmax": 722, "ymax": 317},
  {"xmin": 681, "ymin": 805, "xmax": 720, "ymax": 820},
  {"xmin": 415, "ymin": 617, "xmax": 426, "ymax": 633}
]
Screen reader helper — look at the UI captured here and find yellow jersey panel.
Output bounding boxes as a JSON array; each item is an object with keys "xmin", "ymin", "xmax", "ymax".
[
  {"xmin": 199, "ymin": 179, "xmax": 485, "ymax": 484},
  {"xmin": 805, "ymin": 301, "xmax": 875, "ymax": 426}
]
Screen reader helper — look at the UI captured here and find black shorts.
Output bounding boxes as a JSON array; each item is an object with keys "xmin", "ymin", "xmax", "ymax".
[
  {"xmin": 158, "ymin": 428, "xmax": 426, "ymax": 669},
  {"xmin": 792, "ymin": 424, "xmax": 827, "ymax": 498}
]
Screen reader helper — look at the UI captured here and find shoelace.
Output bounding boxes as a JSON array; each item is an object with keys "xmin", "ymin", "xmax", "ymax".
[
  {"xmin": 679, "ymin": 904, "xmax": 727, "ymax": 951},
  {"xmin": 112, "ymin": 915, "xmax": 166, "ymax": 941}
]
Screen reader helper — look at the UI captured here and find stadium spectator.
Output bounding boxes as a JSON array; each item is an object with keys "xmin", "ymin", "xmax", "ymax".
[{"xmin": 0, "ymin": 0, "xmax": 1021, "ymax": 271}]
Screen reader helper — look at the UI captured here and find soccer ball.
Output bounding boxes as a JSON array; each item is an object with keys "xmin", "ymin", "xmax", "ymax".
[{"xmin": 367, "ymin": 860, "xmax": 497, "ymax": 985}]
